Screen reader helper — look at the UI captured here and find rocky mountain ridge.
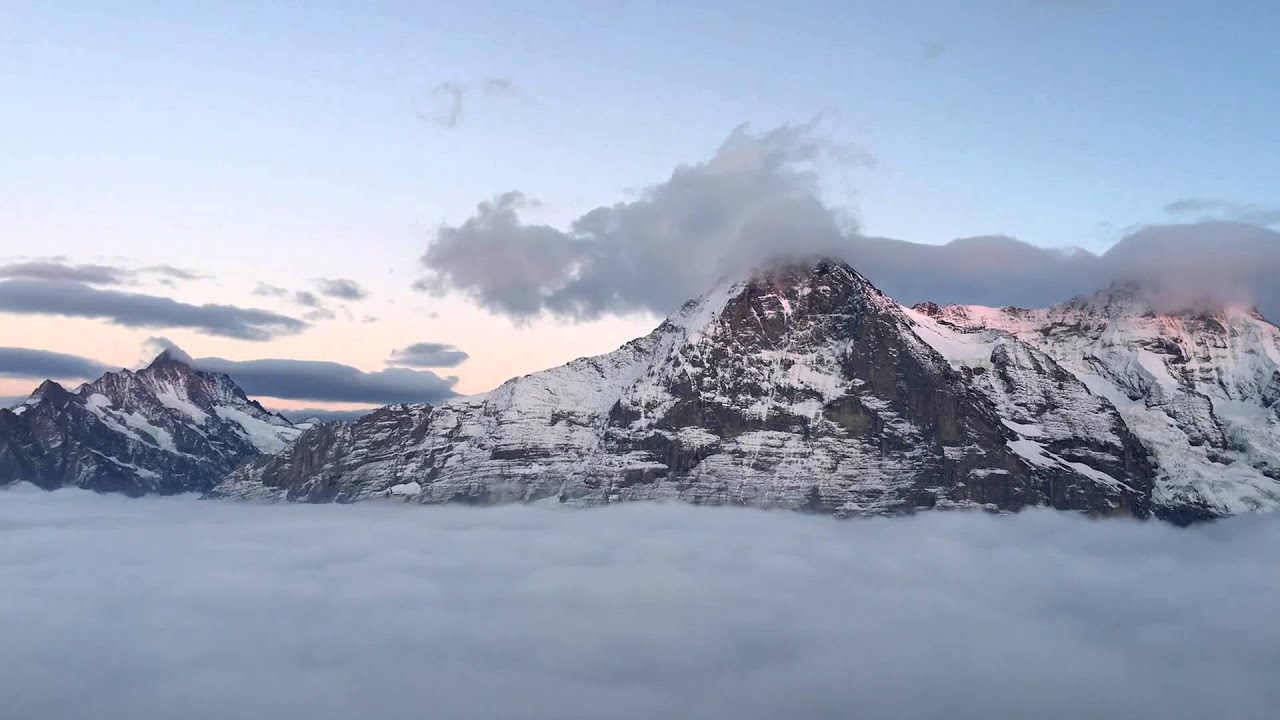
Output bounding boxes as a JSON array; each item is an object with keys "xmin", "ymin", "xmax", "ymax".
[
  {"xmin": 8, "ymin": 259, "xmax": 1279, "ymax": 524},
  {"xmin": 0, "ymin": 351, "xmax": 299, "ymax": 495},
  {"xmin": 213, "ymin": 260, "xmax": 1158, "ymax": 519},
  {"xmin": 912, "ymin": 282, "xmax": 1280, "ymax": 521}
]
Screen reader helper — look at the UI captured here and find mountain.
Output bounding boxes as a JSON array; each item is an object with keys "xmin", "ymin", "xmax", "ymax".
[
  {"xmin": 912, "ymin": 284, "xmax": 1280, "ymax": 523},
  {"xmin": 0, "ymin": 351, "xmax": 300, "ymax": 495},
  {"xmin": 213, "ymin": 260, "xmax": 1155, "ymax": 518}
]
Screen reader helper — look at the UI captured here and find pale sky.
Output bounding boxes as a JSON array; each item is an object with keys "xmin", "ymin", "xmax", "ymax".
[{"xmin": 4, "ymin": 0, "xmax": 1279, "ymax": 412}]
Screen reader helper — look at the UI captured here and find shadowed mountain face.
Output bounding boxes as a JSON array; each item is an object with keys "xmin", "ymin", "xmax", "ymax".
[
  {"xmin": 214, "ymin": 260, "xmax": 1155, "ymax": 519},
  {"xmin": 0, "ymin": 351, "xmax": 299, "ymax": 495}
]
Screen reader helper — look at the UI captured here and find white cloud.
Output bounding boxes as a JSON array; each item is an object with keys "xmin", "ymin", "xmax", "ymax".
[
  {"xmin": 418, "ymin": 120, "xmax": 1280, "ymax": 322},
  {"xmin": 2, "ymin": 487, "xmax": 1277, "ymax": 720}
]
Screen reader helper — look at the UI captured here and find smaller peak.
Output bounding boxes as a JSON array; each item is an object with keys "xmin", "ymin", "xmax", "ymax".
[
  {"xmin": 911, "ymin": 301, "xmax": 944, "ymax": 318},
  {"xmin": 146, "ymin": 348, "xmax": 194, "ymax": 370},
  {"xmin": 1063, "ymin": 281, "xmax": 1152, "ymax": 314},
  {"xmin": 26, "ymin": 379, "xmax": 70, "ymax": 404},
  {"xmin": 745, "ymin": 255, "xmax": 858, "ymax": 281}
]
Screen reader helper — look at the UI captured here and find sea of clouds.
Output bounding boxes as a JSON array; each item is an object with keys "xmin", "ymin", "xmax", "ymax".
[{"xmin": 2, "ymin": 485, "xmax": 1278, "ymax": 720}]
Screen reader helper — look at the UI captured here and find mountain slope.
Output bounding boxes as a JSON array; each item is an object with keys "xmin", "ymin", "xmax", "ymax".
[
  {"xmin": 913, "ymin": 284, "xmax": 1280, "ymax": 522},
  {"xmin": 0, "ymin": 351, "xmax": 299, "ymax": 495},
  {"xmin": 214, "ymin": 260, "xmax": 1152, "ymax": 517}
]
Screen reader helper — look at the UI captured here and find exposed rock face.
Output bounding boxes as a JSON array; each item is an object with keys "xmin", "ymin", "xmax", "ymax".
[
  {"xmin": 914, "ymin": 284, "xmax": 1280, "ymax": 523},
  {"xmin": 0, "ymin": 351, "xmax": 299, "ymax": 495},
  {"xmin": 215, "ymin": 260, "xmax": 1153, "ymax": 518}
]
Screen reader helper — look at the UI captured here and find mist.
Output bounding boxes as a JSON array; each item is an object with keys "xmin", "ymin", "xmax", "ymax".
[{"xmin": 3, "ymin": 486, "xmax": 1277, "ymax": 720}]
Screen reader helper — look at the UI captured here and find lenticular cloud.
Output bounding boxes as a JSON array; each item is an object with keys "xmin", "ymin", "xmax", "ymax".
[{"xmin": 2, "ymin": 486, "xmax": 1278, "ymax": 720}]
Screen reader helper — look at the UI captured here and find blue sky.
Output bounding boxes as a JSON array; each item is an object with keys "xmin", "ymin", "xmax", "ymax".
[{"xmin": 3, "ymin": 0, "xmax": 1278, "ymax": 405}]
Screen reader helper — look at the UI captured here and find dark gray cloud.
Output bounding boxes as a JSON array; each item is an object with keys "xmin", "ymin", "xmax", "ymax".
[
  {"xmin": 191, "ymin": 358, "xmax": 456, "ymax": 404},
  {"xmin": 0, "ymin": 347, "xmax": 113, "ymax": 381},
  {"xmin": 254, "ymin": 284, "xmax": 346, "ymax": 321},
  {"xmin": 0, "ymin": 260, "xmax": 207, "ymax": 286},
  {"xmin": 1164, "ymin": 198, "xmax": 1280, "ymax": 227},
  {"xmin": 0, "ymin": 261, "xmax": 130, "ymax": 285},
  {"xmin": 0, "ymin": 280, "xmax": 307, "ymax": 341},
  {"xmin": 386, "ymin": 342, "xmax": 469, "ymax": 369},
  {"xmin": 3, "ymin": 490, "xmax": 1278, "ymax": 720},
  {"xmin": 315, "ymin": 278, "xmax": 368, "ymax": 301},
  {"xmin": 417, "ymin": 121, "xmax": 1280, "ymax": 321},
  {"xmin": 141, "ymin": 338, "xmax": 456, "ymax": 405},
  {"xmin": 422, "ymin": 77, "xmax": 524, "ymax": 129}
]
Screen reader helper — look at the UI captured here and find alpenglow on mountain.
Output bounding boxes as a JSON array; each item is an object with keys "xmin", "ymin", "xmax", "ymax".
[
  {"xmin": 5, "ymin": 259, "xmax": 1280, "ymax": 523},
  {"xmin": 208, "ymin": 259, "xmax": 1280, "ymax": 523}
]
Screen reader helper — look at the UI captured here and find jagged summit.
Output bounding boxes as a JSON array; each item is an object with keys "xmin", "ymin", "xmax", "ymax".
[
  {"xmin": 145, "ymin": 347, "xmax": 193, "ymax": 369},
  {"xmin": 0, "ymin": 350, "xmax": 299, "ymax": 495}
]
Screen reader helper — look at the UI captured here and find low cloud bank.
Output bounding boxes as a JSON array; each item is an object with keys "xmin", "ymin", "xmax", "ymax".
[
  {"xmin": 0, "ymin": 347, "xmax": 112, "ymax": 381},
  {"xmin": 418, "ymin": 120, "xmax": 1280, "ymax": 320},
  {"xmin": 142, "ymin": 337, "xmax": 457, "ymax": 406},
  {"xmin": 2, "ymin": 488, "xmax": 1277, "ymax": 720}
]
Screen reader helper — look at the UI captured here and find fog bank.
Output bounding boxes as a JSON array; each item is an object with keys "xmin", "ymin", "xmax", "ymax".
[{"xmin": 2, "ymin": 486, "xmax": 1277, "ymax": 720}]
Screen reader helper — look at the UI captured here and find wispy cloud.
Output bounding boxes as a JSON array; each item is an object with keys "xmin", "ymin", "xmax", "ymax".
[
  {"xmin": 314, "ymin": 278, "xmax": 368, "ymax": 301},
  {"xmin": 1163, "ymin": 197, "xmax": 1280, "ymax": 227},
  {"xmin": 421, "ymin": 77, "xmax": 526, "ymax": 129},
  {"xmin": 0, "ymin": 260, "xmax": 208, "ymax": 287}
]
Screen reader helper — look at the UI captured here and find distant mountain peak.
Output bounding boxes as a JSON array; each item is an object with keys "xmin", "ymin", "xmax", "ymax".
[
  {"xmin": 0, "ymin": 350, "xmax": 300, "ymax": 495},
  {"xmin": 27, "ymin": 378, "xmax": 71, "ymax": 404},
  {"xmin": 146, "ymin": 348, "xmax": 192, "ymax": 369}
]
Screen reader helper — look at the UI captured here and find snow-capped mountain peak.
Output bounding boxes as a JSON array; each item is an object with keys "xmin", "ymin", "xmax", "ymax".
[
  {"xmin": 913, "ymin": 285, "xmax": 1280, "ymax": 521},
  {"xmin": 215, "ymin": 257, "xmax": 1152, "ymax": 519},
  {"xmin": 0, "ymin": 352, "xmax": 299, "ymax": 495}
]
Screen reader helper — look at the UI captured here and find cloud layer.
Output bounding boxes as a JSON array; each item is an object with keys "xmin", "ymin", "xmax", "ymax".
[
  {"xmin": 418, "ymin": 122, "xmax": 1280, "ymax": 321},
  {"xmin": 0, "ymin": 347, "xmax": 112, "ymax": 381},
  {"xmin": 0, "ymin": 260, "xmax": 207, "ymax": 286},
  {"xmin": 2, "ymin": 488, "xmax": 1278, "ymax": 720},
  {"xmin": 192, "ymin": 357, "xmax": 456, "ymax": 404},
  {"xmin": 0, "ymin": 280, "xmax": 307, "ymax": 341}
]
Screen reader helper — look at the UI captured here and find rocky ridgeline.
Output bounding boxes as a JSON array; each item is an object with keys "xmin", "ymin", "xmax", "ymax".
[
  {"xmin": 0, "ymin": 351, "xmax": 298, "ymax": 495},
  {"xmin": 8, "ymin": 259, "xmax": 1280, "ymax": 524}
]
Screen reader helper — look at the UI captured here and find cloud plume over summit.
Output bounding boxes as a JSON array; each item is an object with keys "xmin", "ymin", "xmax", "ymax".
[
  {"xmin": 416, "ymin": 120, "xmax": 862, "ymax": 320},
  {"xmin": 417, "ymin": 122, "xmax": 1280, "ymax": 321}
]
